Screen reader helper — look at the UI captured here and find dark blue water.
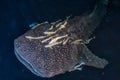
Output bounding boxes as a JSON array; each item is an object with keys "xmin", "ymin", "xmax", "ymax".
[{"xmin": 0, "ymin": 0, "xmax": 120, "ymax": 80}]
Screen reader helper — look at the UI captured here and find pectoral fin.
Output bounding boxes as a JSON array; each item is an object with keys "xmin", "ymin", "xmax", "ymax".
[{"xmin": 82, "ymin": 44, "xmax": 108, "ymax": 68}]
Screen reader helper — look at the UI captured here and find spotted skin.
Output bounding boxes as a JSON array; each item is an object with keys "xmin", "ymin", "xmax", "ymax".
[{"xmin": 14, "ymin": 0, "xmax": 108, "ymax": 78}]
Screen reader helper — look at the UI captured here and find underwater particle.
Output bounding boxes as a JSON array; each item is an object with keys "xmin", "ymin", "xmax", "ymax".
[{"xmin": 14, "ymin": 0, "xmax": 109, "ymax": 78}]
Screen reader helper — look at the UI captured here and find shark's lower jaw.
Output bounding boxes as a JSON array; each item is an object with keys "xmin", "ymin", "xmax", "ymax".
[{"xmin": 14, "ymin": 47, "xmax": 45, "ymax": 77}]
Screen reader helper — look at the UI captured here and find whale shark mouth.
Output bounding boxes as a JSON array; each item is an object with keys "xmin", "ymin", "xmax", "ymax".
[{"xmin": 14, "ymin": 47, "xmax": 45, "ymax": 77}]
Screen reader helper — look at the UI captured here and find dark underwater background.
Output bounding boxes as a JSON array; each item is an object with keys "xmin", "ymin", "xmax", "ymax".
[{"xmin": 0, "ymin": 0, "xmax": 120, "ymax": 80}]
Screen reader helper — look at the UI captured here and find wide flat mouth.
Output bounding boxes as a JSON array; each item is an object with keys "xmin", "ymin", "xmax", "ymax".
[{"xmin": 14, "ymin": 46, "xmax": 45, "ymax": 77}]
